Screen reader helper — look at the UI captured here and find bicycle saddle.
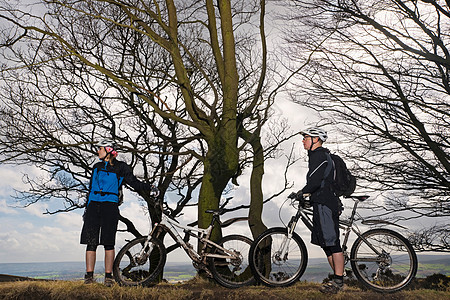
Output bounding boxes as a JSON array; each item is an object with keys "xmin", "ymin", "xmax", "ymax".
[{"xmin": 344, "ymin": 195, "xmax": 370, "ymax": 201}]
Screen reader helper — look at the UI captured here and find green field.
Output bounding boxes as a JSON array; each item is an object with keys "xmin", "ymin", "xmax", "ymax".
[{"xmin": 417, "ymin": 263, "xmax": 450, "ymax": 277}]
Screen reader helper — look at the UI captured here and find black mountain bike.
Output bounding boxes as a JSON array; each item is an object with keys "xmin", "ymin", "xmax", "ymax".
[{"xmin": 248, "ymin": 194, "xmax": 418, "ymax": 293}]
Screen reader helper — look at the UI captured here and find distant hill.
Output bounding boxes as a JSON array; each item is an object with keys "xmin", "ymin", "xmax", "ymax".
[
  {"xmin": 0, "ymin": 253, "xmax": 448, "ymax": 283},
  {"xmin": 0, "ymin": 274, "xmax": 45, "ymax": 282}
]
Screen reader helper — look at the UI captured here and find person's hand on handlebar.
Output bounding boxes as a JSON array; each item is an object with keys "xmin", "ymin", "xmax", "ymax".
[
  {"xmin": 150, "ymin": 185, "xmax": 160, "ymax": 197},
  {"xmin": 288, "ymin": 191, "xmax": 312, "ymax": 209},
  {"xmin": 288, "ymin": 191, "xmax": 303, "ymax": 201}
]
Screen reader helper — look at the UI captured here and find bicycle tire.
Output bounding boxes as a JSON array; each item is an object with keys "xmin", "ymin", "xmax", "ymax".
[
  {"xmin": 249, "ymin": 227, "xmax": 308, "ymax": 287},
  {"xmin": 113, "ymin": 236, "xmax": 167, "ymax": 286},
  {"xmin": 350, "ymin": 228, "xmax": 417, "ymax": 293},
  {"xmin": 208, "ymin": 234, "xmax": 255, "ymax": 288}
]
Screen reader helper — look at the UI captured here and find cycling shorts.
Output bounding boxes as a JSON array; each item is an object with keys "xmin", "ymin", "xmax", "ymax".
[
  {"xmin": 322, "ymin": 245, "xmax": 343, "ymax": 257},
  {"xmin": 311, "ymin": 202, "xmax": 341, "ymax": 248},
  {"xmin": 80, "ymin": 201, "xmax": 119, "ymax": 246}
]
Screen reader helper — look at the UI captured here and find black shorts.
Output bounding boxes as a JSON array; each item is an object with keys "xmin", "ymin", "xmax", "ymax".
[
  {"xmin": 311, "ymin": 202, "xmax": 340, "ymax": 248},
  {"xmin": 80, "ymin": 201, "xmax": 119, "ymax": 246}
]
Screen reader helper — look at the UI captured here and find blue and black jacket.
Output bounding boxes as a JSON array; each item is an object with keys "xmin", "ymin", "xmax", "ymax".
[{"xmin": 87, "ymin": 159, "xmax": 153, "ymax": 205}]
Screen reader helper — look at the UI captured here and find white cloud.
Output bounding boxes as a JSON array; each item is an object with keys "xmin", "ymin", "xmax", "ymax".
[
  {"xmin": 20, "ymin": 202, "xmax": 52, "ymax": 218},
  {"xmin": 0, "ymin": 168, "xmax": 25, "ymax": 192},
  {"xmin": 55, "ymin": 211, "xmax": 83, "ymax": 229},
  {"xmin": 0, "ymin": 164, "xmax": 46, "ymax": 192},
  {"xmin": 0, "ymin": 232, "xmax": 21, "ymax": 250},
  {"xmin": 0, "ymin": 227, "xmax": 83, "ymax": 263},
  {"xmin": 19, "ymin": 222, "xmax": 34, "ymax": 230},
  {"xmin": 0, "ymin": 199, "xmax": 19, "ymax": 214}
]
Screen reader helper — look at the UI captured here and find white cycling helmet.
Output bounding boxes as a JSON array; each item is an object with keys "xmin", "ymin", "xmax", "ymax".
[
  {"xmin": 96, "ymin": 139, "xmax": 116, "ymax": 148},
  {"xmin": 300, "ymin": 127, "xmax": 328, "ymax": 142},
  {"xmin": 96, "ymin": 139, "xmax": 118, "ymax": 158}
]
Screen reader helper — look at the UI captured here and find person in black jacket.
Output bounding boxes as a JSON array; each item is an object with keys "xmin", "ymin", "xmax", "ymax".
[
  {"xmin": 296, "ymin": 127, "xmax": 344, "ymax": 294},
  {"xmin": 80, "ymin": 139, "xmax": 157, "ymax": 286}
]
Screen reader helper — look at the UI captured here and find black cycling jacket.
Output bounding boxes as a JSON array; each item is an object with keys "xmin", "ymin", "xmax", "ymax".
[{"xmin": 301, "ymin": 147, "xmax": 340, "ymax": 211}]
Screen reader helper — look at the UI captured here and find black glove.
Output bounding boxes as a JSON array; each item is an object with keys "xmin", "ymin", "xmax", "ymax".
[
  {"xmin": 338, "ymin": 198, "xmax": 344, "ymax": 215},
  {"xmin": 288, "ymin": 191, "xmax": 303, "ymax": 201},
  {"xmin": 118, "ymin": 189, "xmax": 124, "ymax": 206},
  {"xmin": 150, "ymin": 186, "xmax": 160, "ymax": 197}
]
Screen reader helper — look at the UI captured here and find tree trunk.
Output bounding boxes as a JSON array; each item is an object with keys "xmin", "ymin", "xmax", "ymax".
[
  {"xmin": 241, "ymin": 128, "xmax": 267, "ymax": 239},
  {"xmin": 248, "ymin": 137, "xmax": 268, "ymax": 238},
  {"xmin": 198, "ymin": 131, "xmax": 239, "ymax": 243}
]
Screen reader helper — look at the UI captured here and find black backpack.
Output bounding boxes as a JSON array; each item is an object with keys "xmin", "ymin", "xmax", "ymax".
[{"xmin": 324, "ymin": 152, "xmax": 357, "ymax": 197}]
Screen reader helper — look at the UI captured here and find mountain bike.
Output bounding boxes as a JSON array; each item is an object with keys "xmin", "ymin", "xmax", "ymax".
[
  {"xmin": 248, "ymin": 194, "xmax": 418, "ymax": 293},
  {"xmin": 113, "ymin": 200, "xmax": 255, "ymax": 288}
]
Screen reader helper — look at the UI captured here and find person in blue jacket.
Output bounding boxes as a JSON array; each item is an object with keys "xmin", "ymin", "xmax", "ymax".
[
  {"xmin": 80, "ymin": 139, "xmax": 157, "ymax": 286},
  {"xmin": 297, "ymin": 127, "xmax": 345, "ymax": 294}
]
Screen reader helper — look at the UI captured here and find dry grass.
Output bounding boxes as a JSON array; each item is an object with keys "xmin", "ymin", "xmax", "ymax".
[{"xmin": 0, "ymin": 276, "xmax": 448, "ymax": 300}]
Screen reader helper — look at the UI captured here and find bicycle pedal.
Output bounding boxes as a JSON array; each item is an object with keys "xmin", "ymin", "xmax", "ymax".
[{"xmin": 203, "ymin": 268, "xmax": 213, "ymax": 278}]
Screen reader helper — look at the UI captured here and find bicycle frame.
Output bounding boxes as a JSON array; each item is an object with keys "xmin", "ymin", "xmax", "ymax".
[
  {"xmin": 339, "ymin": 198, "xmax": 384, "ymax": 260},
  {"xmin": 147, "ymin": 211, "xmax": 242, "ymax": 268},
  {"xmin": 249, "ymin": 194, "xmax": 417, "ymax": 291},
  {"xmin": 287, "ymin": 196, "xmax": 384, "ymax": 263},
  {"xmin": 113, "ymin": 199, "xmax": 256, "ymax": 288}
]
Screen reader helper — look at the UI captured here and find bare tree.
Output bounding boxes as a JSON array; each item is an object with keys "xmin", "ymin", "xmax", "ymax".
[
  {"xmin": 280, "ymin": 0, "xmax": 449, "ymax": 251},
  {"xmin": 0, "ymin": 20, "xmax": 203, "ymax": 225},
  {"xmin": 0, "ymin": 0, "xmax": 302, "ymax": 246}
]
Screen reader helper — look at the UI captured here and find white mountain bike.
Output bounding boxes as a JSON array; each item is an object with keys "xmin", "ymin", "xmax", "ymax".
[
  {"xmin": 113, "ymin": 199, "xmax": 255, "ymax": 288},
  {"xmin": 249, "ymin": 194, "xmax": 418, "ymax": 293}
]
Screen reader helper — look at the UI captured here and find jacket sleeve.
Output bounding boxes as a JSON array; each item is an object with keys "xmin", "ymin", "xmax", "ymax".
[
  {"xmin": 120, "ymin": 162, "xmax": 154, "ymax": 192},
  {"xmin": 86, "ymin": 165, "xmax": 97, "ymax": 205}
]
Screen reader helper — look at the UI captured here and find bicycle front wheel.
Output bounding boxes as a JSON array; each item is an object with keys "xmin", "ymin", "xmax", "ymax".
[
  {"xmin": 350, "ymin": 228, "xmax": 417, "ymax": 293},
  {"xmin": 113, "ymin": 236, "xmax": 167, "ymax": 286},
  {"xmin": 208, "ymin": 234, "xmax": 255, "ymax": 288},
  {"xmin": 249, "ymin": 227, "xmax": 308, "ymax": 287}
]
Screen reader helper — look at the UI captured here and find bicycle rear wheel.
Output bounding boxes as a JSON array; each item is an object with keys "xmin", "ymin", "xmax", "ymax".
[
  {"xmin": 350, "ymin": 228, "xmax": 417, "ymax": 293},
  {"xmin": 208, "ymin": 234, "xmax": 255, "ymax": 288},
  {"xmin": 113, "ymin": 236, "xmax": 167, "ymax": 286},
  {"xmin": 249, "ymin": 227, "xmax": 308, "ymax": 287}
]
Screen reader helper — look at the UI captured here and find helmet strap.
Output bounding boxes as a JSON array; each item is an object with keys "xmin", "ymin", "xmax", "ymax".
[
  {"xmin": 99, "ymin": 148, "xmax": 112, "ymax": 161},
  {"xmin": 309, "ymin": 136, "xmax": 321, "ymax": 151}
]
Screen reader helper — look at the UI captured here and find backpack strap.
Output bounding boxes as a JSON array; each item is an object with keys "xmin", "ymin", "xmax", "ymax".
[{"xmin": 321, "ymin": 152, "xmax": 334, "ymax": 189}]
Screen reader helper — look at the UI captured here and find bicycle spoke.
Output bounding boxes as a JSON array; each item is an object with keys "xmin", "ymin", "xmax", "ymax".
[
  {"xmin": 209, "ymin": 235, "xmax": 255, "ymax": 288},
  {"xmin": 113, "ymin": 237, "xmax": 166, "ymax": 286},
  {"xmin": 250, "ymin": 228, "xmax": 307, "ymax": 287},
  {"xmin": 350, "ymin": 229, "xmax": 417, "ymax": 292}
]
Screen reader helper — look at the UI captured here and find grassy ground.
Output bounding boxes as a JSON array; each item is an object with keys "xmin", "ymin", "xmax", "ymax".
[{"xmin": 0, "ymin": 276, "xmax": 449, "ymax": 300}]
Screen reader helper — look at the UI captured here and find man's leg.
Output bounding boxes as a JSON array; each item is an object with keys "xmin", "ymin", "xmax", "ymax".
[
  {"xmin": 323, "ymin": 247, "xmax": 335, "ymax": 272},
  {"xmin": 331, "ymin": 251, "xmax": 344, "ymax": 276},
  {"xmin": 318, "ymin": 204, "xmax": 344, "ymax": 293},
  {"xmin": 320, "ymin": 247, "xmax": 344, "ymax": 293},
  {"xmin": 326, "ymin": 255, "xmax": 334, "ymax": 272}
]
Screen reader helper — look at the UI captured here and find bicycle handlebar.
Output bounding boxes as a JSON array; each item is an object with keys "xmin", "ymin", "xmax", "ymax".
[{"xmin": 150, "ymin": 186, "xmax": 160, "ymax": 197}]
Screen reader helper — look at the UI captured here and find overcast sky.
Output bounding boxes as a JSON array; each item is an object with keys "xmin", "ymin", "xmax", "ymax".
[
  {"xmin": 0, "ymin": 1, "xmax": 443, "ymax": 266},
  {"xmin": 0, "ymin": 97, "xmax": 335, "ymax": 264},
  {"xmin": 0, "ymin": 0, "xmax": 326, "ymax": 265},
  {"xmin": 0, "ymin": 90, "xmax": 444, "ymax": 266}
]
